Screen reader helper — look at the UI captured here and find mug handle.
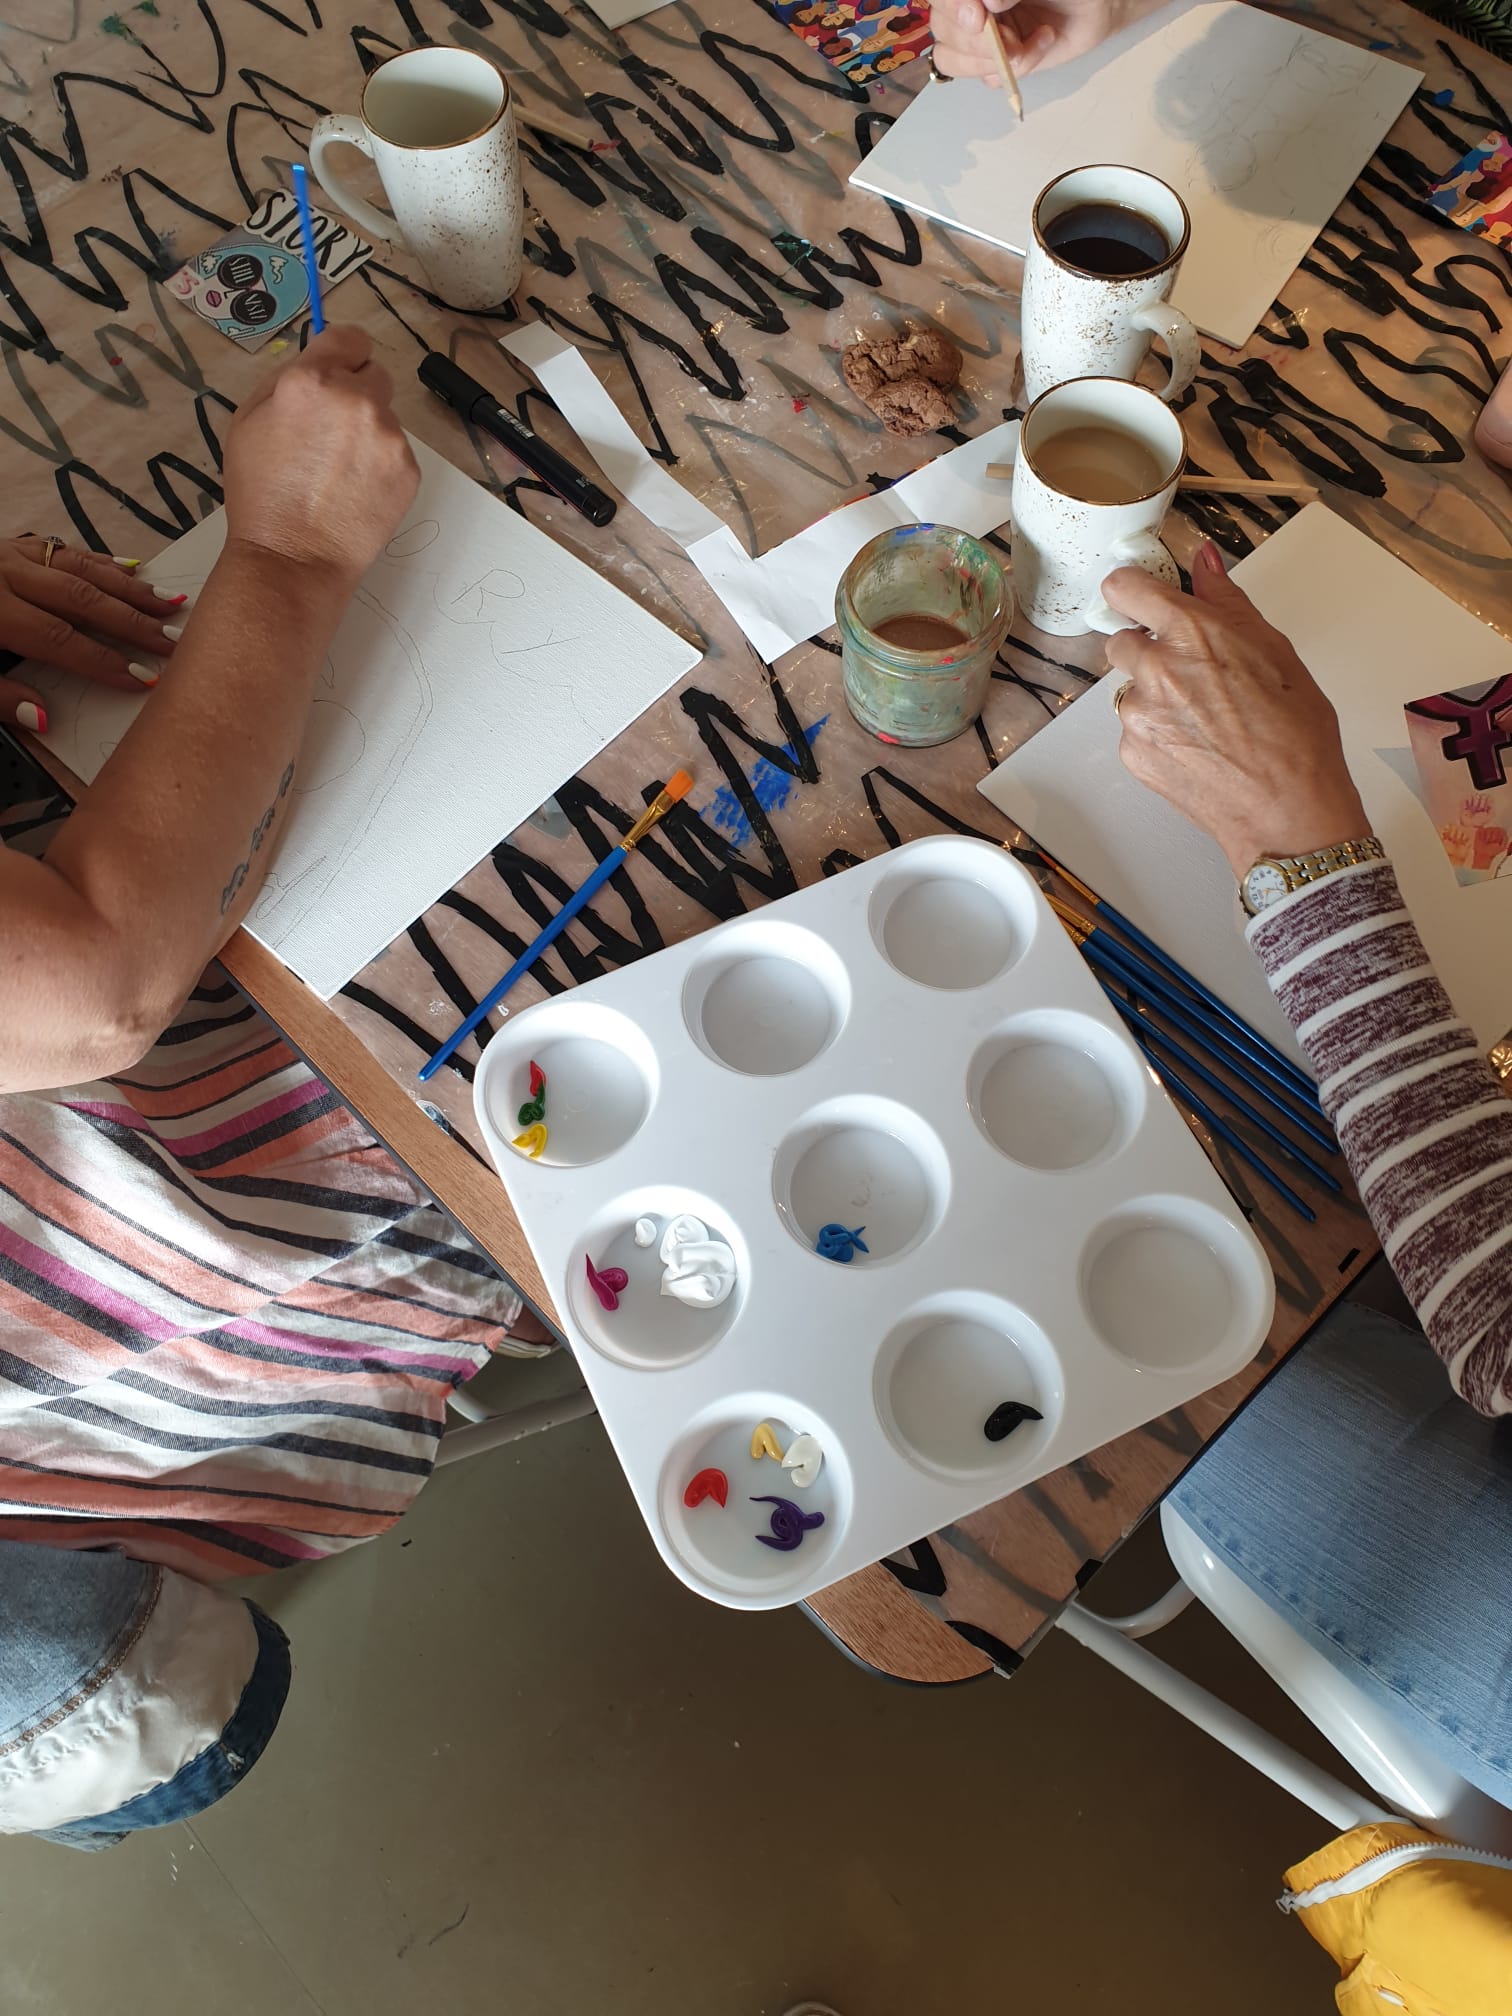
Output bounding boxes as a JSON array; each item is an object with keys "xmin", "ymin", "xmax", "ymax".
[
  {"xmin": 1082, "ymin": 529, "xmax": 1173, "ymax": 635},
  {"xmin": 1131, "ymin": 301, "xmax": 1199, "ymax": 403},
  {"xmin": 308, "ymin": 115, "xmax": 396, "ymax": 245}
]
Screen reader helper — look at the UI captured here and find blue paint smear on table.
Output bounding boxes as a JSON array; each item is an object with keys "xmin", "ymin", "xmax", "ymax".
[{"xmin": 705, "ymin": 716, "xmax": 828, "ymax": 845}]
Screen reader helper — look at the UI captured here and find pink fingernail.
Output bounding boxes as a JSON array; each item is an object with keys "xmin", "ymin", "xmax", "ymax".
[
  {"xmin": 1199, "ymin": 539, "xmax": 1225, "ymax": 573},
  {"xmin": 16, "ymin": 701, "xmax": 47, "ymax": 733}
]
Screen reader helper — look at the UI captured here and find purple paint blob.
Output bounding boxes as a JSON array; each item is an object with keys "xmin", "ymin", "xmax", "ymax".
[{"xmin": 751, "ymin": 1494, "xmax": 826, "ymax": 1552}]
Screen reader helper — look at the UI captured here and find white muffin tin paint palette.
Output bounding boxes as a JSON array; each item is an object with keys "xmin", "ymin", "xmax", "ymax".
[{"xmin": 474, "ymin": 836, "xmax": 1275, "ymax": 1610}]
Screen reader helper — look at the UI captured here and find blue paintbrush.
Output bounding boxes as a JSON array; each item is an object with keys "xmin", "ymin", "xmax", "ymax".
[
  {"xmin": 1127, "ymin": 1027, "xmax": 1316, "ymax": 1223},
  {"xmin": 1059, "ymin": 908, "xmax": 1337, "ymax": 1151},
  {"xmin": 291, "ymin": 164, "xmax": 325, "ymax": 335},
  {"xmin": 1035, "ymin": 845, "xmax": 1321, "ymax": 1109},
  {"xmin": 1102, "ymin": 987, "xmax": 1340, "ymax": 1192},
  {"xmin": 419, "ymin": 771, "xmax": 692, "ymax": 1083}
]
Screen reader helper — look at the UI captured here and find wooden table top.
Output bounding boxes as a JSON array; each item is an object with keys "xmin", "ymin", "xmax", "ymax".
[{"xmin": 8, "ymin": 0, "xmax": 1508, "ymax": 1683}]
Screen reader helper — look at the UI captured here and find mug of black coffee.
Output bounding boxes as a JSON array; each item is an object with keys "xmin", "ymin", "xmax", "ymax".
[{"xmin": 1021, "ymin": 165, "xmax": 1198, "ymax": 406}]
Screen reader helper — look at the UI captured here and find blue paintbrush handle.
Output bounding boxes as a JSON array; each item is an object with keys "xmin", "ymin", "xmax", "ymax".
[
  {"xmin": 1095, "ymin": 895, "xmax": 1319, "ymax": 1104},
  {"xmin": 1130, "ymin": 1031, "xmax": 1316, "ymax": 1224},
  {"xmin": 290, "ymin": 165, "xmax": 325, "ymax": 335},
  {"xmin": 419, "ymin": 844, "xmax": 628, "ymax": 1082},
  {"xmin": 1084, "ymin": 933, "xmax": 1335, "ymax": 1148},
  {"xmin": 1104, "ymin": 989, "xmax": 1339, "ymax": 1193}
]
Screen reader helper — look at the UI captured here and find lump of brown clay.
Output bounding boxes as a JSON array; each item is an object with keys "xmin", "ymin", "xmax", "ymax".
[
  {"xmin": 841, "ymin": 325, "xmax": 963, "ymax": 436},
  {"xmin": 870, "ymin": 376, "xmax": 956, "ymax": 438}
]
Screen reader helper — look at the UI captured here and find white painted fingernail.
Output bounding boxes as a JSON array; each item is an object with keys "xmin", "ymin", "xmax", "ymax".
[
  {"xmin": 148, "ymin": 584, "xmax": 189, "ymax": 604},
  {"xmin": 112, "ymin": 556, "xmax": 142, "ymax": 569},
  {"xmin": 15, "ymin": 701, "xmax": 45, "ymax": 733},
  {"xmin": 127, "ymin": 662, "xmax": 160, "ymax": 687},
  {"xmin": 161, "ymin": 623, "xmax": 184, "ymax": 642}
]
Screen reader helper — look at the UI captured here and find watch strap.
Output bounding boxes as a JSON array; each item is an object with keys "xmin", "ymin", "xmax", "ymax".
[{"xmin": 1271, "ymin": 836, "xmax": 1386, "ymax": 891}]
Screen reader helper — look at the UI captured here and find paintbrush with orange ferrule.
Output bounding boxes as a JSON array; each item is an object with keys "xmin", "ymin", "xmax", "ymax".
[{"xmin": 419, "ymin": 771, "xmax": 693, "ymax": 1081}]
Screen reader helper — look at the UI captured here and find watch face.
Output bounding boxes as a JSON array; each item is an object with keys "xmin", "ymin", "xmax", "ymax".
[{"xmin": 1243, "ymin": 862, "xmax": 1291, "ymax": 913}]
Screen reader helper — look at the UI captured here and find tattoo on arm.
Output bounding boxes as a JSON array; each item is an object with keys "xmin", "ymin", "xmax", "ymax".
[{"xmin": 219, "ymin": 761, "xmax": 296, "ymax": 915}]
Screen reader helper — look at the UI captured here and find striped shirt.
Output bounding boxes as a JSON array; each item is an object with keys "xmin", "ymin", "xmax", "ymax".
[
  {"xmin": 1, "ymin": 796, "xmax": 526, "ymax": 1582},
  {"xmin": 1250, "ymin": 859, "xmax": 1512, "ymax": 1416}
]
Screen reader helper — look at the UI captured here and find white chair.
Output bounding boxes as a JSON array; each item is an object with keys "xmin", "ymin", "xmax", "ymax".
[{"xmin": 1055, "ymin": 1497, "xmax": 1512, "ymax": 1853}]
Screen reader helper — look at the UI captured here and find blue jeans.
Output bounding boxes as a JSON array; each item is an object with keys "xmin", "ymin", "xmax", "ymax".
[{"xmin": 1170, "ymin": 1301, "xmax": 1512, "ymax": 1808}]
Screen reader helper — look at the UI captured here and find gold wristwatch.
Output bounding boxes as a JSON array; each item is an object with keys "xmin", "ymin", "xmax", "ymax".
[{"xmin": 1240, "ymin": 836, "xmax": 1386, "ymax": 917}]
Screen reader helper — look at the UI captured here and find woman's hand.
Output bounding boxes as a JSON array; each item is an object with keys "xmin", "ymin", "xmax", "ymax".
[
  {"xmin": 0, "ymin": 539, "xmax": 184, "ymax": 726},
  {"xmin": 1102, "ymin": 540, "xmax": 1369, "ymax": 879},
  {"xmin": 222, "ymin": 326, "xmax": 419, "ymax": 589},
  {"xmin": 929, "ymin": 0, "xmax": 1168, "ymax": 84}
]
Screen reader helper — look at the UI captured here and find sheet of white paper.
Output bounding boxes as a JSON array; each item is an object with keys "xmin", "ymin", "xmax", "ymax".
[
  {"xmin": 850, "ymin": 0, "xmax": 1420, "ymax": 349},
  {"xmin": 979, "ymin": 506, "xmax": 1512, "ymax": 1055},
  {"xmin": 30, "ymin": 437, "xmax": 700, "ymax": 1000},
  {"xmin": 502, "ymin": 324, "xmax": 1019, "ymax": 660}
]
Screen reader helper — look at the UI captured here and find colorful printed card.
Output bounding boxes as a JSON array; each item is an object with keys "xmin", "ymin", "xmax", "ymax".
[
  {"xmin": 169, "ymin": 189, "xmax": 374, "ymax": 350},
  {"xmin": 1426, "ymin": 131, "xmax": 1512, "ymax": 251},
  {"xmin": 769, "ymin": 0, "xmax": 933, "ymax": 84},
  {"xmin": 1404, "ymin": 676, "xmax": 1512, "ymax": 885}
]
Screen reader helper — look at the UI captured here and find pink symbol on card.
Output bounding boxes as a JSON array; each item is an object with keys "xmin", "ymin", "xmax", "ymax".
[{"xmin": 1405, "ymin": 676, "xmax": 1512, "ymax": 886}]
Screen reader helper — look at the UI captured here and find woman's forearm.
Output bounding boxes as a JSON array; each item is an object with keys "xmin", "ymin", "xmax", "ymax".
[
  {"xmin": 1250, "ymin": 859, "xmax": 1512, "ymax": 1415},
  {"xmin": 4, "ymin": 540, "xmax": 355, "ymax": 1086}
]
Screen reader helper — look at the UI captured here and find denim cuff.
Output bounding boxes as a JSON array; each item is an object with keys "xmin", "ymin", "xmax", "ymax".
[{"xmin": 34, "ymin": 1602, "xmax": 291, "ymax": 1851}]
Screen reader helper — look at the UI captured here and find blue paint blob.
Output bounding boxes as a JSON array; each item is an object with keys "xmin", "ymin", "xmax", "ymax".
[
  {"xmin": 1431, "ymin": 86, "xmax": 1455, "ymax": 105},
  {"xmin": 705, "ymin": 716, "xmax": 828, "ymax": 847}
]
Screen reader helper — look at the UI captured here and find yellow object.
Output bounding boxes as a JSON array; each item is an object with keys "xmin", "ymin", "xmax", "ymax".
[
  {"xmin": 749, "ymin": 1421, "xmax": 784, "ymax": 1462},
  {"xmin": 1282, "ymin": 1821, "xmax": 1512, "ymax": 2014},
  {"xmin": 510, "ymin": 1123, "xmax": 548, "ymax": 1160}
]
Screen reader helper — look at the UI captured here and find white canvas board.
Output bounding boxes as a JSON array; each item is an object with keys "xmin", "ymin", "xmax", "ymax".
[
  {"xmin": 850, "ymin": 0, "xmax": 1421, "ymax": 348},
  {"xmin": 979, "ymin": 506, "xmax": 1512, "ymax": 1056},
  {"xmin": 30, "ymin": 437, "xmax": 700, "ymax": 1000}
]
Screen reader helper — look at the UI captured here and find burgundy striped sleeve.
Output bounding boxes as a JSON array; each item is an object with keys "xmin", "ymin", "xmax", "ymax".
[{"xmin": 1247, "ymin": 860, "xmax": 1512, "ymax": 1417}]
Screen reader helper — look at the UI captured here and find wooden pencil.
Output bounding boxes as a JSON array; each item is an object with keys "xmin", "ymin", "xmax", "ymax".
[{"xmin": 985, "ymin": 17, "xmax": 1025, "ymax": 121}]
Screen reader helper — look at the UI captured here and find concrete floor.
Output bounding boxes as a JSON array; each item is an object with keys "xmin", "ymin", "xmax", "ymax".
[{"xmin": 0, "ymin": 1347, "xmax": 1346, "ymax": 2016}]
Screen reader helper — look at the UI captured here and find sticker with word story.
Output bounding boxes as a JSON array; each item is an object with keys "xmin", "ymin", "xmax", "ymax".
[{"xmin": 168, "ymin": 188, "xmax": 374, "ymax": 351}]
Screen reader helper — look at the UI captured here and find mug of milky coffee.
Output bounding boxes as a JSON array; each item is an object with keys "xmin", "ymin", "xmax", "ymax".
[
  {"xmin": 1010, "ymin": 376, "xmax": 1186, "ymax": 637},
  {"xmin": 310, "ymin": 48, "xmax": 522, "ymax": 313},
  {"xmin": 1021, "ymin": 165, "xmax": 1198, "ymax": 406}
]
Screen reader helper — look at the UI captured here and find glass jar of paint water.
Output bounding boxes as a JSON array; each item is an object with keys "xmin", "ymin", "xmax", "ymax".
[{"xmin": 835, "ymin": 524, "xmax": 1012, "ymax": 748}]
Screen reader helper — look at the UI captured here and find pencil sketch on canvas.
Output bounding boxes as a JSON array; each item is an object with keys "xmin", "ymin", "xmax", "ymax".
[{"xmin": 29, "ymin": 436, "xmax": 700, "ymax": 1000}]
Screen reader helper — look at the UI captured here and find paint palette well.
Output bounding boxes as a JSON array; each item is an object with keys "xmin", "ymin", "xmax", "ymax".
[{"xmin": 475, "ymin": 837, "xmax": 1274, "ymax": 1609}]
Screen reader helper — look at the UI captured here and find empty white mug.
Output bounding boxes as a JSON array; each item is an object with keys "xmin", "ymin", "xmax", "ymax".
[
  {"xmin": 310, "ymin": 47, "xmax": 522, "ymax": 313},
  {"xmin": 1021, "ymin": 165, "xmax": 1198, "ymax": 407},
  {"xmin": 1011, "ymin": 376, "xmax": 1186, "ymax": 637}
]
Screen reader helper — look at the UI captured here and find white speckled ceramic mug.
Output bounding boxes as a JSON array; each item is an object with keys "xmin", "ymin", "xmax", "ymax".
[
  {"xmin": 1021, "ymin": 165, "xmax": 1198, "ymax": 407},
  {"xmin": 1011, "ymin": 376, "xmax": 1186, "ymax": 638},
  {"xmin": 310, "ymin": 47, "xmax": 522, "ymax": 313}
]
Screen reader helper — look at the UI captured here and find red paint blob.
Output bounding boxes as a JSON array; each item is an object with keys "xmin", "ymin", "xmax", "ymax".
[{"xmin": 684, "ymin": 1467, "xmax": 728, "ymax": 1509}]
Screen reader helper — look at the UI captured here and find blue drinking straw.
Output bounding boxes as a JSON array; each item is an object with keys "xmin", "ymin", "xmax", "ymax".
[{"xmin": 291, "ymin": 164, "xmax": 325, "ymax": 334}]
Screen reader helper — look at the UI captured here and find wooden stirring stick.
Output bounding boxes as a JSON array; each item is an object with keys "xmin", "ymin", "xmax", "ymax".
[
  {"xmin": 982, "ymin": 460, "xmax": 1318, "ymax": 502},
  {"xmin": 985, "ymin": 16, "xmax": 1025, "ymax": 121}
]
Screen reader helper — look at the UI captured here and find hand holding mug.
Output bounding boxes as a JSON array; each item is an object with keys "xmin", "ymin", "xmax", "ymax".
[{"xmin": 1103, "ymin": 543, "xmax": 1368, "ymax": 877}]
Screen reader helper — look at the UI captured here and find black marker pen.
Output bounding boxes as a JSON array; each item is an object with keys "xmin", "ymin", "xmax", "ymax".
[{"xmin": 418, "ymin": 354, "xmax": 617, "ymax": 529}]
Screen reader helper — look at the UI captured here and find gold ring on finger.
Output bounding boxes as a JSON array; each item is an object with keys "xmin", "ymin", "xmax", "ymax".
[
  {"xmin": 40, "ymin": 536, "xmax": 63, "ymax": 569},
  {"xmin": 1112, "ymin": 679, "xmax": 1135, "ymax": 718}
]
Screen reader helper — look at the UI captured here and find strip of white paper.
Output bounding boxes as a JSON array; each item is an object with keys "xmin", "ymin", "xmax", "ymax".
[{"xmin": 501, "ymin": 325, "xmax": 1018, "ymax": 662}]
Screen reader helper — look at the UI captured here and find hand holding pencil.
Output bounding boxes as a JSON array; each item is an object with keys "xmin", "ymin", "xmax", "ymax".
[{"xmin": 928, "ymin": 0, "xmax": 1169, "ymax": 86}]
